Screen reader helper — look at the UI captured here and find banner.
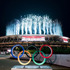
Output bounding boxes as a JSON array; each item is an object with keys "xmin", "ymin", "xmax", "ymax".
[
  {"xmin": 21, "ymin": 36, "xmax": 45, "ymax": 41},
  {"xmin": 61, "ymin": 36, "xmax": 69, "ymax": 43}
]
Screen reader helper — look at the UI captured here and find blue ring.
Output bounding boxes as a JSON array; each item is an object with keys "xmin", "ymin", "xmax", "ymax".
[{"xmin": 11, "ymin": 44, "xmax": 24, "ymax": 59}]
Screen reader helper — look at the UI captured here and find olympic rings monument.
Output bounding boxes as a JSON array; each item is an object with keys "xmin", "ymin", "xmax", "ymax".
[
  {"xmin": 11, "ymin": 44, "xmax": 53, "ymax": 70},
  {"xmin": 7, "ymin": 14, "xmax": 63, "ymax": 70}
]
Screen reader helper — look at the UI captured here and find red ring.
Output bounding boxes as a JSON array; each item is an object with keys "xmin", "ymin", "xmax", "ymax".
[{"xmin": 39, "ymin": 44, "xmax": 53, "ymax": 58}]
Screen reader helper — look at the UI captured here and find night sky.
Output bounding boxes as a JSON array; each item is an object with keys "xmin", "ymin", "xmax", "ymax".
[{"xmin": 0, "ymin": 0, "xmax": 70, "ymax": 37}]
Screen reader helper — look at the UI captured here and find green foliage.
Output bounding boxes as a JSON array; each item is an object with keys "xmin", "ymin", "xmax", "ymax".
[
  {"xmin": 27, "ymin": 50, "xmax": 36, "ymax": 54},
  {"xmin": 27, "ymin": 47, "xmax": 70, "ymax": 54},
  {"xmin": 52, "ymin": 47, "xmax": 70, "ymax": 54}
]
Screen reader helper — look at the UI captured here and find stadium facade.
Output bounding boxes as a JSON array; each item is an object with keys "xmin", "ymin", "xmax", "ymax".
[{"xmin": 0, "ymin": 35, "xmax": 70, "ymax": 54}]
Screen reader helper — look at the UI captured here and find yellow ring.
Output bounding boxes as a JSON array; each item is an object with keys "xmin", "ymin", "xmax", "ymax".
[{"xmin": 18, "ymin": 50, "xmax": 31, "ymax": 65}]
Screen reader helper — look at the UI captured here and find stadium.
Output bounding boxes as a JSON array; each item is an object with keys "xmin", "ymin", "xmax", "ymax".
[
  {"xmin": 0, "ymin": 14, "xmax": 70, "ymax": 54},
  {"xmin": 0, "ymin": 35, "xmax": 70, "ymax": 54}
]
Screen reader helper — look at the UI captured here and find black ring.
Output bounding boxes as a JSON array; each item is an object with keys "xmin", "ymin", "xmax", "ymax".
[{"xmin": 25, "ymin": 45, "xmax": 39, "ymax": 58}]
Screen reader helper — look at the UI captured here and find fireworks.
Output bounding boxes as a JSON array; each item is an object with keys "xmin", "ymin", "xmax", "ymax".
[{"xmin": 6, "ymin": 14, "xmax": 63, "ymax": 36}]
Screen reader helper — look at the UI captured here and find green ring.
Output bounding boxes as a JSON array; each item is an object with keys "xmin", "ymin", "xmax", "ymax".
[{"xmin": 32, "ymin": 51, "xmax": 46, "ymax": 65}]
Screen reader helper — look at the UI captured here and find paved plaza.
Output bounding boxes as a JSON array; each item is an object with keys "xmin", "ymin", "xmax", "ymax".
[{"xmin": 0, "ymin": 55, "xmax": 70, "ymax": 70}]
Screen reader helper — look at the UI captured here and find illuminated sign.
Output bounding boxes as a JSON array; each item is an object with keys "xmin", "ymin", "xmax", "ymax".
[
  {"xmin": 7, "ymin": 49, "xmax": 11, "ymax": 52},
  {"xmin": 21, "ymin": 36, "xmax": 45, "ymax": 41}
]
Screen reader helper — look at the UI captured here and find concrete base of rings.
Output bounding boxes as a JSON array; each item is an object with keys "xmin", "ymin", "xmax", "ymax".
[{"xmin": 11, "ymin": 65, "xmax": 52, "ymax": 70}]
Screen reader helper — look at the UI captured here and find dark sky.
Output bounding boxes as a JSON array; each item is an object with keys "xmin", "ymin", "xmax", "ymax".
[{"xmin": 0, "ymin": 0, "xmax": 70, "ymax": 37}]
